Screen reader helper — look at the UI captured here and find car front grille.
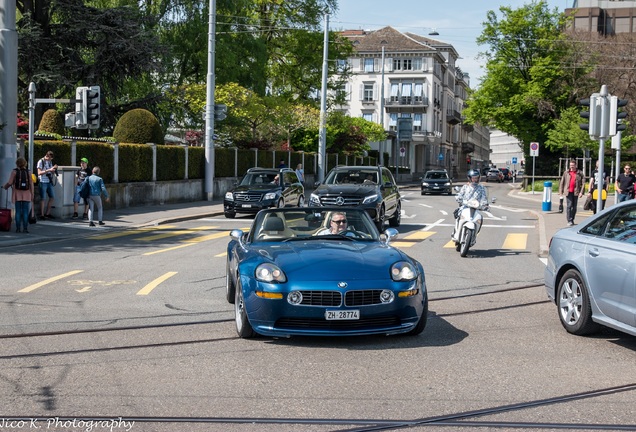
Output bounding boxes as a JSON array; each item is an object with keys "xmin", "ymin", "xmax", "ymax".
[
  {"xmin": 319, "ymin": 195, "xmax": 362, "ymax": 206},
  {"xmin": 275, "ymin": 316, "xmax": 401, "ymax": 330},
  {"xmin": 345, "ymin": 290, "xmax": 384, "ymax": 306},
  {"xmin": 294, "ymin": 290, "xmax": 387, "ymax": 307},
  {"xmin": 235, "ymin": 192, "xmax": 263, "ymax": 202},
  {"xmin": 298, "ymin": 291, "xmax": 342, "ymax": 306}
]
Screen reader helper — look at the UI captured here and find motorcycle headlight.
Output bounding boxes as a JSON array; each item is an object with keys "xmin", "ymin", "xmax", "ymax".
[
  {"xmin": 391, "ymin": 261, "xmax": 417, "ymax": 281},
  {"xmin": 255, "ymin": 263, "xmax": 287, "ymax": 283},
  {"xmin": 264, "ymin": 192, "xmax": 277, "ymax": 200},
  {"xmin": 309, "ymin": 193, "xmax": 321, "ymax": 206},
  {"xmin": 362, "ymin": 193, "xmax": 379, "ymax": 204},
  {"xmin": 224, "ymin": 192, "xmax": 234, "ymax": 201}
]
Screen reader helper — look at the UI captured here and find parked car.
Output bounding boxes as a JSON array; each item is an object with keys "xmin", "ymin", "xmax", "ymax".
[
  {"xmin": 421, "ymin": 170, "xmax": 453, "ymax": 195},
  {"xmin": 223, "ymin": 168, "xmax": 304, "ymax": 218},
  {"xmin": 225, "ymin": 207, "xmax": 428, "ymax": 338},
  {"xmin": 544, "ymin": 200, "xmax": 636, "ymax": 336},
  {"xmin": 486, "ymin": 169, "xmax": 503, "ymax": 183},
  {"xmin": 309, "ymin": 166, "xmax": 401, "ymax": 231}
]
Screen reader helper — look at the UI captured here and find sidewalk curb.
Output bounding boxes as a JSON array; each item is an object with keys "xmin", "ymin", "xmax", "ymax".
[{"xmin": 507, "ymin": 188, "xmax": 549, "ymax": 256}]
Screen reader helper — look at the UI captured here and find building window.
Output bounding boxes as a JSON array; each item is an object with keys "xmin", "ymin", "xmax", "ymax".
[
  {"xmin": 414, "ymin": 83, "xmax": 423, "ymax": 103},
  {"xmin": 390, "ymin": 83, "xmax": 399, "ymax": 102},
  {"xmin": 364, "ymin": 58, "xmax": 374, "ymax": 72},
  {"xmin": 401, "ymin": 83, "xmax": 412, "ymax": 105},
  {"xmin": 363, "ymin": 83, "xmax": 374, "ymax": 102},
  {"xmin": 362, "ymin": 112, "xmax": 373, "ymax": 122},
  {"xmin": 413, "ymin": 58, "xmax": 422, "ymax": 70},
  {"xmin": 389, "ymin": 113, "xmax": 397, "ymax": 131},
  {"xmin": 402, "ymin": 59, "xmax": 412, "ymax": 70},
  {"xmin": 413, "ymin": 113, "xmax": 422, "ymax": 132}
]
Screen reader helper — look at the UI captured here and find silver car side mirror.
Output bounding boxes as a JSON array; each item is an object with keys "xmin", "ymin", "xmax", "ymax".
[{"xmin": 383, "ymin": 227, "xmax": 399, "ymax": 245}]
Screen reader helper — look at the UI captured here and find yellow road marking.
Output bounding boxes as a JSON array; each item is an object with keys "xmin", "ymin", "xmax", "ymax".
[
  {"xmin": 215, "ymin": 252, "xmax": 227, "ymax": 257},
  {"xmin": 390, "ymin": 241, "xmax": 417, "ymax": 248},
  {"xmin": 91, "ymin": 225, "xmax": 177, "ymax": 240},
  {"xmin": 134, "ymin": 226, "xmax": 218, "ymax": 241},
  {"xmin": 143, "ymin": 230, "xmax": 230, "ymax": 255},
  {"xmin": 443, "ymin": 240, "xmax": 457, "ymax": 248},
  {"xmin": 404, "ymin": 231, "xmax": 435, "ymax": 240},
  {"xmin": 136, "ymin": 272, "xmax": 178, "ymax": 296},
  {"xmin": 502, "ymin": 233, "xmax": 528, "ymax": 250},
  {"xmin": 19, "ymin": 270, "xmax": 84, "ymax": 293}
]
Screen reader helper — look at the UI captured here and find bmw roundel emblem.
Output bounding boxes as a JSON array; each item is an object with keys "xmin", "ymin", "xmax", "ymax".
[
  {"xmin": 335, "ymin": 196, "xmax": 345, "ymax": 206},
  {"xmin": 338, "ymin": 282, "xmax": 348, "ymax": 288}
]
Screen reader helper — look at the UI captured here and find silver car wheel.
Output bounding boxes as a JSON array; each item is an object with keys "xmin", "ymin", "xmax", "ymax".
[{"xmin": 559, "ymin": 277, "xmax": 582, "ymax": 326}]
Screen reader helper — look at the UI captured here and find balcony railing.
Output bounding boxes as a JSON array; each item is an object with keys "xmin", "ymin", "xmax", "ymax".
[
  {"xmin": 384, "ymin": 96, "xmax": 429, "ymax": 107},
  {"xmin": 446, "ymin": 109, "xmax": 462, "ymax": 125}
]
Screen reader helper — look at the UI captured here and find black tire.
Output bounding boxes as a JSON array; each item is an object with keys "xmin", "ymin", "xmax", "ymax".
[
  {"xmin": 375, "ymin": 206, "xmax": 386, "ymax": 232},
  {"xmin": 235, "ymin": 281, "xmax": 256, "ymax": 338},
  {"xmin": 459, "ymin": 228, "xmax": 471, "ymax": 257},
  {"xmin": 225, "ymin": 260, "xmax": 235, "ymax": 304},
  {"xmin": 224, "ymin": 211, "xmax": 236, "ymax": 219},
  {"xmin": 455, "ymin": 241, "xmax": 461, "ymax": 251},
  {"xmin": 277, "ymin": 198, "xmax": 285, "ymax": 208},
  {"xmin": 297, "ymin": 195, "xmax": 305, "ymax": 207},
  {"xmin": 388, "ymin": 202, "xmax": 401, "ymax": 227},
  {"xmin": 556, "ymin": 269, "xmax": 599, "ymax": 335},
  {"xmin": 406, "ymin": 294, "xmax": 428, "ymax": 336}
]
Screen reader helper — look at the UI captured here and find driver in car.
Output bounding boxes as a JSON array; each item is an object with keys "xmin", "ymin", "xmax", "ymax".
[{"xmin": 316, "ymin": 212, "xmax": 349, "ymax": 235}]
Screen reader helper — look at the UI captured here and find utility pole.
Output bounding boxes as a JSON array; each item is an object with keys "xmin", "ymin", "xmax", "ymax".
[
  {"xmin": 0, "ymin": 0, "xmax": 18, "ymax": 204},
  {"xmin": 204, "ymin": 0, "xmax": 217, "ymax": 200},
  {"xmin": 317, "ymin": 13, "xmax": 329, "ymax": 183}
]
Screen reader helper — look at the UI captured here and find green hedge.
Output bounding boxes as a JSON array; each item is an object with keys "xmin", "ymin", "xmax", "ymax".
[{"xmin": 25, "ymin": 140, "xmax": 375, "ymax": 182}]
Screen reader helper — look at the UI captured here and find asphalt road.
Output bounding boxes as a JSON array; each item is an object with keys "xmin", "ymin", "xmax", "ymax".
[{"xmin": 1, "ymin": 182, "xmax": 634, "ymax": 432}]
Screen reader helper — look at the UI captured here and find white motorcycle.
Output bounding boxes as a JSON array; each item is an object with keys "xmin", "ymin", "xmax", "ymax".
[{"xmin": 451, "ymin": 197, "xmax": 485, "ymax": 258}]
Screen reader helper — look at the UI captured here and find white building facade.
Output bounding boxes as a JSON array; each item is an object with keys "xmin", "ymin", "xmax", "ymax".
[{"xmin": 335, "ymin": 27, "xmax": 490, "ymax": 180}]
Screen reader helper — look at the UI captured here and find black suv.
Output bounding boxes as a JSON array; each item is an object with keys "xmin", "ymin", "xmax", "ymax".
[
  {"xmin": 421, "ymin": 170, "xmax": 452, "ymax": 195},
  {"xmin": 223, "ymin": 168, "xmax": 304, "ymax": 218},
  {"xmin": 309, "ymin": 166, "xmax": 401, "ymax": 231}
]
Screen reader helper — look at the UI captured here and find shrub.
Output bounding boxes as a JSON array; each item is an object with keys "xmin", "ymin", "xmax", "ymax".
[
  {"xmin": 113, "ymin": 108, "xmax": 164, "ymax": 144},
  {"xmin": 38, "ymin": 109, "xmax": 65, "ymax": 136}
]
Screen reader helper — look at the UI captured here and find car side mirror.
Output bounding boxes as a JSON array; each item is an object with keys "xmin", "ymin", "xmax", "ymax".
[
  {"xmin": 230, "ymin": 229, "xmax": 247, "ymax": 251},
  {"xmin": 383, "ymin": 227, "xmax": 399, "ymax": 245}
]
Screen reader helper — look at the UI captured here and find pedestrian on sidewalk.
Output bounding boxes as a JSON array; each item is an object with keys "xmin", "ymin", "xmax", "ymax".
[
  {"xmin": 2, "ymin": 157, "xmax": 34, "ymax": 233},
  {"xmin": 558, "ymin": 160, "xmax": 585, "ymax": 226},
  {"xmin": 615, "ymin": 164, "xmax": 635, "ymax": 202},
  {"xmin": 589, "ymin": 160, "xmax": 609, "ymax": 214},
  {"xmin": 36, "ymin": 150, "xmax": 58, "ymax": 219},
  {"xmin": 73, "ymin": 157, "xmax": 91, "ymax": 219},
  {"xmin": 86, "ymin": 167, "xmax": 110, "ymax": 227}
]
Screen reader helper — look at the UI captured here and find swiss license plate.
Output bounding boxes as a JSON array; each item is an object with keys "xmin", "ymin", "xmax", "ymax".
[
  {"xmin": 241, "ymin": 204, "xmax": 252, "ymax": 208},
  {"xmin": 325, "ymin": 310, "xmax": 360, "ymax": 320}
]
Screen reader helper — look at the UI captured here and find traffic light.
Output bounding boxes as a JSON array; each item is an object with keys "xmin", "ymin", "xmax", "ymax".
[
  {"xmin": 75, "ymin": 86, "xmax": 88, "ymax": 129},
  {"xmin": 84, "ymin": 85, "xmax": 100, "ymax": 129},
  {"xmin": 609, "ymin": 96, "xmax": 628, "ymax": 136},
  {"xmin": 579, "ymin": 95, "xmax": 602, "ymax": 138},
  {"xmin": 214, "ymin": 104, "xmax": 227, "ymax": 121},
  {"xmin": 466, "ymin": 156, "xmax": 471, "ymax": 164}
]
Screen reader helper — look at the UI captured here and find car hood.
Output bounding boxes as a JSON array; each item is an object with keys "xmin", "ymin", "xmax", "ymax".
[
  {"xmin": 253, "ymin": 242, "xmax": 405, "ymax": 281},
  {"xmin": 232, "ymin": 184, "xmax": 280, "ymax": 193},
  {"xmin": 313, "ymin": 184, "xmax": 378, "ymax": 195},
  {"xmin": 423, "ymin": 178, "xmax": 450, "ymax": 183}
]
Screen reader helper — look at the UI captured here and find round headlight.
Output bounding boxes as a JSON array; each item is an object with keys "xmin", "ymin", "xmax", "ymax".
[
  {"xmin": 287, "ymin": 291, "xmax": 303, "ymax": 305},
  {"xmin": 380, "ymin": 289, "xmax": 394, "ymax": 304},
  {"xmin": 391, "ymin": 262, "xmax": 417, "ymax": 281},
  {"xmin": 224, "ymin": 191, "xmax": 234, "ymax": 201},
  {"xmin": 255, "ymin": 263, "xmax": 287, "ymax": 283}
]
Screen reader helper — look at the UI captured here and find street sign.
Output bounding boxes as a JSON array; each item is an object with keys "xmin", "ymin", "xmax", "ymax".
[
  {"xmin": 438, "ymin": 153, "xmax": 443, "ymax": 161},
  {"xmin": 400, "ymin": 147, "xmax": 406, "ymax": 157},
  {"xmin": 512, "ymin": 157, "xmax": 518, "ymax": 164},
  {"xmin": 530, "ymin": 142, "xmax": 539, "ymax": 157}
]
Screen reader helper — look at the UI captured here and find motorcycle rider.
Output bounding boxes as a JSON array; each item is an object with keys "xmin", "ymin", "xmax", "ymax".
[{"xmin": 452, "ymin": 169, "xmax": 489, "ymax": 242}]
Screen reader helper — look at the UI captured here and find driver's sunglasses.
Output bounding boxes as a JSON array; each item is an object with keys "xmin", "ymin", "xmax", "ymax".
[{"xmin": 332, "ymin": 219, "xmax": 347, "ymax": 224}]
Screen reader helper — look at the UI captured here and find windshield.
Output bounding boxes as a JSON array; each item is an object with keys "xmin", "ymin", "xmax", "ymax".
[
  {"xmin": 249, "ymin": 208, "xmax": 381, "ymax": 242},
  {"xmin": 239, "ymin": 172, "xmax": 278, "ymax": 186},
  {"xmin": 425, "ymin": 172, "xmax": 448, "ymax": 180},
  {"xmin": 325, "ymin": 169, "xmax": 378, "ymax": 185}
]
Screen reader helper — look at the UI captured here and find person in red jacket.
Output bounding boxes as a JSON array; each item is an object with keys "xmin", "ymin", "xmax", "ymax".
[{"xmin": 558, "ymin": 160, "xmax": 585, "ymax": 226}]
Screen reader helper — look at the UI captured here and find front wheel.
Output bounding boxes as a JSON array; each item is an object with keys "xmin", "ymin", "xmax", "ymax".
[
  {"xmin": 459, "ymin": 228, "xmax": 472, "ymax": 257},
  {"xmin": 388, "ymin": 202, "xmax": 401, "ymax": 227},
  {"xmin": 225, "ymin": 260, "xmax": 235, "ymax": 304},
  {"xmin": 375, "ymin": 205, "xmax": 386, "ymax": 232},
  {"xmin": 224, "ymin": 211, "xmax": 236, "ymax": 219},
  {"xmin": 297, "ymin": 195, "xmax": 305, "ymax": 207},
  {"xmin": 235, "ymin": 281, "xmax": 256, "ymax": 338},
  {"xmin": 557, "ymin": 269, "xmax": 599, "ymax": 335},
  {"xmin": 277, "ymin": 198, "xmax": 285, "ymax": 208}
]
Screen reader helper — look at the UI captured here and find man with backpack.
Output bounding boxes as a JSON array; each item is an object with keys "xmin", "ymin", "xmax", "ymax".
[
  {"xmin": 2, "ymin": 157, "xmax": 34, "ymax": 233},
  {"xmin": 73, "ymin": 157, "xmax": 91, "ymax": 219}
]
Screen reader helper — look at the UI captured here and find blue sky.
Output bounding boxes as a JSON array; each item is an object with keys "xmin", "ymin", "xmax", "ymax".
[{"xmin": 331, "ymin": 0, "xmax": 572, "ymax": 87}]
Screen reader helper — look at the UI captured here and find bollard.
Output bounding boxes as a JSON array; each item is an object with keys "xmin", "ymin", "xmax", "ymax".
[{"xmin": 542, "ymin": 181, "xmax": 552, "ymax": 211}]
